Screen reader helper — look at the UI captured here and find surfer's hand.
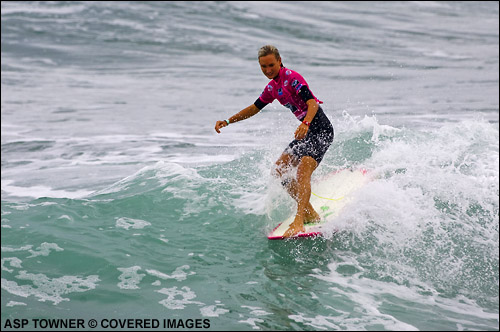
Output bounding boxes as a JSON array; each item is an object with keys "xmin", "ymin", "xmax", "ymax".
[
  {"xmin": 215, "ymin": 120, "xmax": 228, "ymax": 133},
  {"xmin": 294, "ymin": 123, "xmax": 309, "ymax": 140}
]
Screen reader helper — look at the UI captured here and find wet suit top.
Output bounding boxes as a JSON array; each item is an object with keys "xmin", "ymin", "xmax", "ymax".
[
  {"xmin": 254, "ymin": 66, "xmax": 322, "ymax": 121},
  {"xmin": 254, "ymin": 66, "xmax": 334, "ymax": 165}
]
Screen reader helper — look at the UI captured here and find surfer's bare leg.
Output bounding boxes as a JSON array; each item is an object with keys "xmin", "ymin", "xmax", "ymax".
[
  {"xmin": 283, "ymin": 156, "xmax": 318, "ymax": 238},
  {"xmin": 273, "ymin": 153, "xmax": 319, "ymax": 223}
]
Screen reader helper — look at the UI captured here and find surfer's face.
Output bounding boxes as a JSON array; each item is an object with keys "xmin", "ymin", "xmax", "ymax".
[{"xmin": 259, "ymin": 54, "xmax": 282, "ymax": 79}]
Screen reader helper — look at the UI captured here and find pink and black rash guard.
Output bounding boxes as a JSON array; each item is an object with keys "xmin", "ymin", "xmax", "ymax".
[
  {"xmin": 253, "ymin": 66, "xmax": 334, "ymax": 165},
  {"xmin": 254, "ymin": 66, "xmax": 323, "ymax": 121}
]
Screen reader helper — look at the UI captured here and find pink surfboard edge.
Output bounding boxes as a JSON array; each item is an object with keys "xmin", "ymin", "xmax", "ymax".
[
  {"xmin": 267, "ymin": 222, "xmax": 323, "ymax": 240},
  {"xmin": 267, "ymin": 231, "xmax": 323, "ymax": 240}
]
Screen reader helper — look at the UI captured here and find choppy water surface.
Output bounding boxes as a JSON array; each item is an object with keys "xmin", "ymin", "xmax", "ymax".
[{"xmin": 2, "ymin": 2, "xmax": 498, "ymax": 330}]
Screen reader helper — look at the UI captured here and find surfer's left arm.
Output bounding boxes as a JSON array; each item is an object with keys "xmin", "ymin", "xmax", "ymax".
[{"xmin": 294, "ymin": 98, "xmax": 319, "ymax": 140}]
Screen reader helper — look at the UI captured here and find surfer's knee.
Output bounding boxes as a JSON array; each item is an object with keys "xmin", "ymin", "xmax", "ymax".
[
  {"xmin": 272, "ymin": 157, "xmax": 287, "ymax": 179},
  {"xmin": 280, "ymin": 177, "xmax": 293, "ymax": 188},
  {"xmin": 271, "ymin": 163, "xmax": 282, "ymax": 179},
  {"xmin": 271, "ymin": 163, "xmax": 293, "ymax": 188},
  {"xmin": 273, "ymin": 154, "xmax": 298, "ymax": 177}
]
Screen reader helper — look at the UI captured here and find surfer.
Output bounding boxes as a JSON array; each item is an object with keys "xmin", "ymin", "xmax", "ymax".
[{"xmin": 215, "ymin": 45, "xmax": 334, "ymax": 238}]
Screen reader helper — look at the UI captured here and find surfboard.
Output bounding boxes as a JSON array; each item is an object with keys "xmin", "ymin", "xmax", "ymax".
[{"xmin": 267, "ymin": 168, "xmax": 369, "ymax": 240}]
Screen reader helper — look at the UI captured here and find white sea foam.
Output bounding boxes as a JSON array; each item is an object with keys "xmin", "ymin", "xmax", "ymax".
[
  {"xmin": 1, "ymin": 257, "xmax": 23, "ymax": 273},
  {"xmin": 1, "ymin": 273, "xmax": 99, "ymax": 305},
  {"xmin": 238, "ymin": 318, "xmax": 265, "ymax": 330},
  {"xmin": 157, "ymin": 286, "xmax": 204, "ymax": 310},
  {"xmin": 6, "ymin": 301, "xmax": 27, "ymax": 307},
  {"xmin": 241, "ymin": 305, "xmax": 273, "ymax": 317},
  {"xmin": 146, "ymin": 265, "xmax": 195, "ymax": 282},
  {"xmin": 308, "ymin": 261, "xmax": 498, "ymax": 331},
  {"xmin": 1, "ymin": 1, "xmax": 498, "ymax": 329},
  {"xmin": 27, "ymin": 242, "xmax": 64, "ymax": 258},
  {"xmin": 1, "ymin": 180, "xmax": 93, "ymax": 199},
  {"xmin": 200, "ymin": 304, "xmax": 230, "ymax": 317},
  {"xmin": 117, "ymin": 266, "xmax": 146, "ymax": 290},
  {"xmin": 1, "ymin": 243, "xmax": 64, "ymax": 260},
  {"xmin": 1, "ymin": 245, "xmax": 33, "ymax": 252},
  {"xmin": 115, "ymin": 217, "xmax": 151, "ymax": 230}
]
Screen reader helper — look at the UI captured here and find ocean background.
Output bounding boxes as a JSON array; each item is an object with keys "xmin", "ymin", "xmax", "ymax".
[{"xmin": 1, "ymin": 1, "xmax": 498, "ymax": 330}]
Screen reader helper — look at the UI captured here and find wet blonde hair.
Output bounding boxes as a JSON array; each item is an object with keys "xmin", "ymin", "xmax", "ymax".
[{"xmin": 258, "ymin": 45, "xmax": 283, "ymax": 67}]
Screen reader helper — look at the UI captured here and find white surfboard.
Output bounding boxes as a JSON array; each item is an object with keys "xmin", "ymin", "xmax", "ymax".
[{"xmin": 268, "ymin": 168, "xmax": 369, "ymax": 240}]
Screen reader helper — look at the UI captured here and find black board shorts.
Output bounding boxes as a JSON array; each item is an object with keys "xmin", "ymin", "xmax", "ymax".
[{"xmin": 285, "ymin": 107, "xmax": 334, "ymax": 165}]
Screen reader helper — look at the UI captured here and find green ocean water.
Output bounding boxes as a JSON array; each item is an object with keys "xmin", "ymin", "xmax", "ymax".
[{"xmin": 2, "ymin": 1, "xmax": 499, "ymax": 330}]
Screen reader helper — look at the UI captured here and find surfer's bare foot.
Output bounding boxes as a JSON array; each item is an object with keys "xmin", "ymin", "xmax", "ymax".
[
  {"xmin": 283, "ymin": 215, "xmax": 305, "ymax": 238},
  {"xmin": 304, "ymin": 204, "xmax": 321, "ymax": 224}
]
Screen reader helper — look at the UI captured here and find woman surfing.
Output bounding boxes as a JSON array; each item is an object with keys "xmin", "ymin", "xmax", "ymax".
[{"xmin": 215, "ymin": 45, "xmax": 334, "ymax": 238}]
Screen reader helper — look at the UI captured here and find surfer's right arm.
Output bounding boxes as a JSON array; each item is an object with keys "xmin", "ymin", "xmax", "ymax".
[{"xmin": 215, "ymin": 104, "xmax": 261, "ymax": 133}]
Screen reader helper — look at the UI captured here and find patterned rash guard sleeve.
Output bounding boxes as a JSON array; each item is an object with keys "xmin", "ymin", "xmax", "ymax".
[
  {"xmin": 298, "ymin": 85, "xmax": 314, "ymax": 103},
  {"xmin": 254, "ymin": 98, "xmax": 268, "ymax": 110},
  {"xmin": 258, "ymin": 84, "xmax": 275, "ymax": 105},
  {"xmin": 254, "ymin": 67, "xmax": 322, "ymax": 121}
]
